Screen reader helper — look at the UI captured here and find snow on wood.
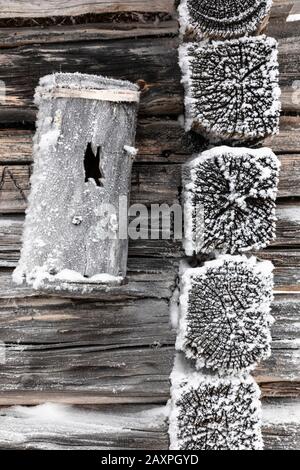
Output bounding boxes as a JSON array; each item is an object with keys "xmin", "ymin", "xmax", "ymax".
[
  {"xmin": 178, "ymin": 0, "xmax": 272, "ymax": 39},
  {"xmin": 13, "ymin": 73, "xmax": 139, "ymax": 292},
  {"xmin": 169, "ymin": 357, "xmax": 263, "ymax": 450},
  {"xmin": 0, "ymin": 402, "xmax": 168, "ymax": 450},
  {"xmin": 179, "ymin": 36, "xmax": 281, "ymax": 142},
  {"xmin": 0, "ymin": 399, "xmax": 298, "ymax": 450},
  {"xmin": 177, "ymin": 256, "xmax": 274, "ymax": 373},
  {"xmin": 183, "ymin": 146, "xmax": 280, "ymax": 255}
]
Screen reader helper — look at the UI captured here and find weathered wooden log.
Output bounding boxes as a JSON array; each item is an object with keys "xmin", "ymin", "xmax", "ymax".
[
  {"xmin": 0, "ymin": 291, "xmax": 298, "ymax": 401},
  {"xmin": 177, "ymin": 256, "xmax": 274, "ymax": 373},
  {"xmin": 0, "ymin": 0, "xmax": 175, "ymax": 18},
  {"xmin": 0, "ymin": 36, "xmax": 298, "ymax": 123},
  {"xmin": 0, "ymin": 399, "xmax": 298, "ymax": 450},
  {"xmin": 169, "ymin": 362, "xmax": 263, "ymax": 450},
  {"xmin": 179, "ymin": 36, "xmax": 281, "ymax": 142},
  {"xmin": 13, "ymin": 73, "xmax": 140, "ymax": 292},
  {"xmin": 178, "ymin": 0, "xmax": 272, "ymax": 39},
  {"xmin": 182, "ymin": 147, "xmax": 280, "ymax": 255},
  {"xmin": 0, "ymin": 209, "xmax": 299, "ymax": 269}
]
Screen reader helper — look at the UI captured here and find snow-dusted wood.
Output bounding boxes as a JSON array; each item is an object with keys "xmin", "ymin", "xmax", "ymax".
[
  {"xmin": 178, "ymin": 0, "xmax": 272, "ymax": 39},
  {"xmin": 177, "ymin": 256, "xmax": 274, "ymax": 373},
  {"xmin": 13, "ymin": 73, "xmax": 139, "ymax": 292},
  {"xmin": 183, "ymin": 146, "xmax": 280, "ymax": 256},
  {"xmin": 179, "ymin": 36, "xmax": 281, "ymax": 142},
  {"xmin": 169, "ymin": 364, "xmax": 263, "ymax": 450},
  {"xmin": 0, "ymin": 400, "xmax": 298, "ymax": 450}
]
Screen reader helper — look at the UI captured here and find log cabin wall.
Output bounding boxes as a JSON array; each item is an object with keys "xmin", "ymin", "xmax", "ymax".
[{"xmin": 0, "ymin": 0, "xmax": 299, "ymax": 449}]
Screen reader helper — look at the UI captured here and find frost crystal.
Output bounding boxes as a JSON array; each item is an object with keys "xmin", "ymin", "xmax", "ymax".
[
  {"xmin": 169, "ymin": 370, "xmax": 263, "ymax": 450},
  {"xmin": 178, "ymin": 0, "xmax": 273, "ymax": 39},
  {"xmin": 177, "ymin": 256, "xmax": 274, "ymax": 373},
  {"xmin": 183, "ymin": 146, "xmax": 280, "ymax": 255},
  {"xmin": 179, "ymin": 36, "xmax": 281, "ymax": 141}
]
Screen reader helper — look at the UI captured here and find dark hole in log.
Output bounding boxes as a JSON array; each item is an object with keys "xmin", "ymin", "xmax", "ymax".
[{"xmin": 84, "ymin": 142, "xmax": 104, "ymax": 187}]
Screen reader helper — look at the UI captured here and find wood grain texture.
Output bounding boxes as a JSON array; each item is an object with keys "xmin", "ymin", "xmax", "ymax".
[
  {"xmin": 0, "ymin": 0, "xmax": 175, "ymax": 18},
  {"xmin": 0, "ymin": 0, "xmax": 294, "ymax": 19},
  {"xmin": 0, "ymin": 36, "xmax": 299, "ymax": 122},
  {"xmin": 0, "ymin": 153, "xmax": 299, "ymax": 213},
  {"xmin": 0, "ymin": 399, "xmax": 298, "ymax": 450},
  {"xmin": 0, "ymin": 21, "xmax": 179, "ymax": 49},
  {"xmin": 1, "ymin": 119, "xmax": 300, "ymax": 168},
  {"xmin": 0, "ymin": 209, "xmax": 299, "ymax": 267},
  {"xmin": 0, "ymin": 293, "xmax": 298, "ymax": 401}
]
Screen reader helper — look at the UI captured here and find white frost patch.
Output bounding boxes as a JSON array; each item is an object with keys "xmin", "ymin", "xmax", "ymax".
[
  {"xmin": 287, "ymin": 14, "xmax": 300, "ymax": 22},
  {"xmin": 0, "ymin": 403, "xmax": 167, "ymax": 449},
  {"xmin": 263, "ymin": 402, "xmax": 300, "ymax": 424},
  {"xmin": 169, "ymin": 287, "xmax": 180, "ymax": 330},
  {"xmin": 124, "ymin": 145, "xmax": 138, "ymax": 157},
  {"xmin": 41, "ymin": 269, "xmax": 123, "ymax": 286}
]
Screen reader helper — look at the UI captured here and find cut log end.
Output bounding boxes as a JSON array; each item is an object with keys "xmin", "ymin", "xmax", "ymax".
[
  {"xmin": 177, "ymin": 256, "xmax": 274, "ymax": 373},
  {"xmin": 179, "ymin": 36, "xmax": 281, "ymax": 142},
  {"xmin": 169, "ymin": 372, "xmax": 263, "ymax": 450},
  {"xmin": 178, "ymin": 0, "xmax": 273, "ymax": 39},
  {"xmin": 183, "ymin": 146, "xmax": 280, "ymax": 255}
]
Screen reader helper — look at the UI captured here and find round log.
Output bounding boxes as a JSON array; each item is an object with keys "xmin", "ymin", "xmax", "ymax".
[
  {"xmin": 178, "ymin": 0, "xmax": 272, "ymax": 39},
  {"xmin": 177, "ymin": 256, "xmax": 274, "ymax": 373},
  {"xmin": 179, "ymin": 36, "xmax": 281, "ymax": 142},
  {"xmin": 169, "ymin": 370, "xmax": 263, "ymax": 450},
  {"xmin": 13, "ymin": 73, "xmax": 140, "ymax": 292},
  {"xmin": 182, "ymin": 146, "xmax": 280, "ymax": 255}
]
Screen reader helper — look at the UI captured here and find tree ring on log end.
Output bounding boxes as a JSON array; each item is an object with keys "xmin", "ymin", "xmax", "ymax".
[
  {"xmin": 177, "ymin": 256, "xmax": 274, "ymax": 373},
  {"xmin": 178, "ymin": 0, "xmax": 273, "ymax": 39},
  {"xmin": 169, "ymin": 370, "xmax": 263, "ymax": 450},
  {"xmin": 179, "ymin": 36, "xmax": 281, "ymax": 142},
  {"xmin": 183, "ymin": 146, "xmax": 280, "ymax": 255}
]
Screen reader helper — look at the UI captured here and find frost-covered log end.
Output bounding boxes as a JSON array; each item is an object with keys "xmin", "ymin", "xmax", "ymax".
[
  {"xmin": 177, "ymin": 255, "xmax": 274, "ymax": 373},
  {"xmin": 178, "ymin": 0, "xmax": 273, "ymax": 39},
  {"xmin": 169, "ymin": 369, "xmax": 263, "ymax": 450},
  {"xmin": 183, "ymin": 146, "xmax": 280, "ymax": 256},
  {"xmin": 179, "ymin": 36, "xmax": 281, "ymax": 142}
]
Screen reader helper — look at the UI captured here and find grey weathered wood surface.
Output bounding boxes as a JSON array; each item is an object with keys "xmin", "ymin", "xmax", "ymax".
[
  {"xmin": 0, "ymin": 0, "xmax": 175, "ymax": 17},
  {"xmin": 0, "ymin": 399, "xmax": 299, "ymax": 450},
  {"xmin": 14, "ymin": 74, "xmax": 139, "ymax": 282},
  {"xmin": 0, "ymin": 0, "xmax": 299, "ymax": 450},
  {"xmin": 0, "ymin": 37, "xmax": 299, "ymax": 123}
]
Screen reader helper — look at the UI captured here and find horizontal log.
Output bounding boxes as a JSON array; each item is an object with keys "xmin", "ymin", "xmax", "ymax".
[
  {"xmin": 263, "ymin": 116, "xmax": 300, "ymax": 154},
  {"xmin": 0, "ymin": 3, "xmax": 294, "ymax": 49},
  {"xmin": 0, "ymin": 257, "xmax": 178, "ymax": 300},
  {"xmin": 0, "ymin": 36, "xmax": 299, "ymax": 121},
  {"xmin": 0, "ymin": 0, "xmax": 292, "ymax": 19},
  {"xmin": 0, "ymin": 249, "xmax": 299, "ymax": 292},
  {"xmin": 0, "ymin": 205, "xmax": 299, "ymax": 268},
  {"xmin": 0, "ymin": 294, "xmax": 298, "ymax": 402},
  {"xmin": 0, "ymin": 21, "xmax": 178, "ymax": 49},
  {"xmin": 0, "ymin": 154, "xmax": 299, "ymax": 213},
  {"xmin": 1, "ymin": 118, "xmax": 299, "ymax": 170},
  {"xmin": 0, "ymin": 1, "xmax": 175, "ymax": 18},
  {"xmin": 0, "ymin": 404, "xmax": 170, "ymax": 450},
  {"xmin": 263, "ymin": 395, "xmax": 300, "ymax": 450},
  {"xmin": 0, "ymin": 399, "xmax": 299, "ymax": 450}
]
